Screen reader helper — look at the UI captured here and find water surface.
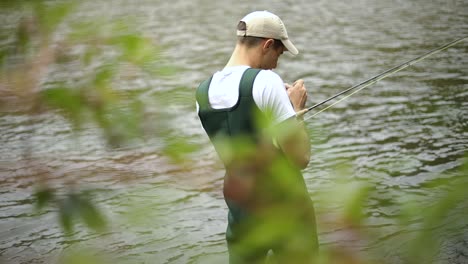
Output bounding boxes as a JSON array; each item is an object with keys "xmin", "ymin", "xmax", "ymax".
[{"xmin": 1, "ymin": 0, "xmax": 467, "ymax": 263}]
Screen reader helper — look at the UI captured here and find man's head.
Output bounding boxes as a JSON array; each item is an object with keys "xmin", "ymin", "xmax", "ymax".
[{"xmin": 236, "ymin": 11, "xmax": 298, "ymax": 56}]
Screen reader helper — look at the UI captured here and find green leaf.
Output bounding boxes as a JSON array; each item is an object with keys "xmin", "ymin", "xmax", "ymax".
[
  {"xmin": 152, "ymin": 64, "xmax": 177, "ymax": 77},
  {"xmin": 94, "ymin": 64, "xmax": 115, "ymax": 88},
  {"xmin": 342, "ymin": 182, "xmax": 371, "ymax": 225},
  {"xmin": 34, "ymin": 187, "xmax": 55, "ymax": 210},
  {"xmin": 57, "ymin": 191, "xmax": 107, "ymax": 235},
  {"xmin": 163, "ymin": 135, "xmax": 200, "ymax": 162},
  {"xmin": 41, "ymin": 86, "xmax": 84, "ymax": 127},
  {"xmin": 34, "ymin": 1, "xmax": 77, "ymax": 35},
  {"xmin": 111, "ymin": 34, "xmax": 161, "ymax": 67},
  {"xmin": 77, "ymin": 196, "xmax": 106, "ymax": 232},
  {"xmin": 15, "ymin": 17, "xmax": 32, "ymax": 54},
  {"xmin": 58, "ymin": 194, "xmax": 78, "ymax": 234},
  {"xmin": 59, "ymin": 246, "xmax": 113, "ymax": 264}
]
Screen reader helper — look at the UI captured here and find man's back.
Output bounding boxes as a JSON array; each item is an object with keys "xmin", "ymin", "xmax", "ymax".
[{"xmin": 200, "ymin": 66, "xmax": 295, "ymax": 123}]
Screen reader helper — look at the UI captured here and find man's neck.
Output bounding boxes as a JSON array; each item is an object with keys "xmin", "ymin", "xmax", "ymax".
[{"xmin": 225, "ymin": 45, "xmax": 261, "ymax": 68}]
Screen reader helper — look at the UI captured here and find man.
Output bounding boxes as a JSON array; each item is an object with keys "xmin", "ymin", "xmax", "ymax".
[{"xmin": 196, "ymin": 11, "xmax": 318, "ymax": 263}]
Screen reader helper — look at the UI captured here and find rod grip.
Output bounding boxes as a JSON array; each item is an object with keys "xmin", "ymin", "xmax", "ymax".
[{"xmin": 296, "ymin": 108, "xmax": 308, "ymax": 117}]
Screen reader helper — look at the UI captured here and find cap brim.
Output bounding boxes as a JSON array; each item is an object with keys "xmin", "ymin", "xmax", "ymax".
[{"xmin": 282, "ymin": 38, "xmax": 298, "ymax": 55}]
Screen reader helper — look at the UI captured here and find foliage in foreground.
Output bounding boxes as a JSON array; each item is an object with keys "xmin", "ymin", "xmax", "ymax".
[
  {"xmin": 1, "ymin": 0, "xmax": 181, "ymax": 235},
  {"xmin": 1, "ymin": 1, "xmax": 466, "ymax": 263}
]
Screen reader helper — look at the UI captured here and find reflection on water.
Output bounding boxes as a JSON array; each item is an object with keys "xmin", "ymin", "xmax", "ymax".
[{"xmin": 1, "ymin": 0, "xmax": 467, "ymax": 263}]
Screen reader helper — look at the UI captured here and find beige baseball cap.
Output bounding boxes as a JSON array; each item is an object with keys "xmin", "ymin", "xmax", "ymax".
[{"xmin": 236, "ymin": 11, "xmax": 299, "ymax": 55}]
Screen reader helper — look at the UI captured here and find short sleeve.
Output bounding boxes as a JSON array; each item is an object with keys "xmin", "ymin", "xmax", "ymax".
[{"xmin": 252, "ymin": 70, "xmax": 296, "ymax": 124}]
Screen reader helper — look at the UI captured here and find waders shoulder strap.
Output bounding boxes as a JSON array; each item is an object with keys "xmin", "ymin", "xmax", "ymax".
[{"xmin": 196, "ymin": 75, "xmax": 213, "ymax": 110}]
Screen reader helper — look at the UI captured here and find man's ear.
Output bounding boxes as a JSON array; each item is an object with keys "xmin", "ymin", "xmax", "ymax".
[{"xmin": 262, "ymin": 39, "xmax": 275, "ymax": 52}]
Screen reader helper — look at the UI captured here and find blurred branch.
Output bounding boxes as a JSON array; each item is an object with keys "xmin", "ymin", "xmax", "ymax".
[
  {"xmin": 0, "ymin": 0, "xmax": 182, "ymax": 235},
  {"xmin": 34, "ymin": 186, "xmax": 106, "ymax": 235}
]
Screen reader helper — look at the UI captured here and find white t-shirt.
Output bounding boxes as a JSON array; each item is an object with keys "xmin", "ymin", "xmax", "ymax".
[{"xmin": 197, "ymin": 66, "xmax": 296, "ymax": 124}]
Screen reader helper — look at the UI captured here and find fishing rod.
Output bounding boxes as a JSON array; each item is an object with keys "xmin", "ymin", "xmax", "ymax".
[{"xmin": 296, "ymin": 36, "xmax": 467, "ymax": 121}]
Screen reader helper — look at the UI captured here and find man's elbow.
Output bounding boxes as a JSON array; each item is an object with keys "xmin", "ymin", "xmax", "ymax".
[
  {"xmin": 297, "ymin": 153, "xmax": 310, "ymax": 169},
  {"xmin": 279, "ymin": 137, "xmax": 311, "ymax": 169}
]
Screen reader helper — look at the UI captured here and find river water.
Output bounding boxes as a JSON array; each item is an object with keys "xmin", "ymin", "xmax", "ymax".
[{"xmin": 1, "ymin": 0, "xmax": 467, "ymax": 263}]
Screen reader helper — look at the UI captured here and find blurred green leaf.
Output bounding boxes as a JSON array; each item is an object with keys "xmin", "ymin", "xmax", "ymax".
[
  {"xmin": 59, "ymin": 247, "xmax": 112, "ymax": 264},
  {"xmin": 164, "ymin": 135, "xmax": 199, "ymax": 162},
  {"xmin": 342, "ymin": 182, "xmax": 371, "ymax": 225},
  {"xmin": 68, "ymin": 20, "xmax": 102, "ymax": 43},
  {"xmin": 58, "ymin": 194, "xmax": 78, "ymax": 234},
  {"xmin": 90, "ymin": 101, "xmax": 145, "ymax": 147},
  {"xmin": 41, "ymin": 86, "xmax": 84, "ymax": 128},
  {"xmin": 239, "ymin": 210, "xmax": 297, "ymax": 252},
  {"xmin": 0, "ymin": 49, "xmax": 6, "ymax": 64},
  {"xmin": 94, "ymin": 64, "xmax": 115, "ymax": 88},
  {"xmin": 82, "ymin": 46, "xmax": 98, "ymax": 66},
  {"xmin": 34, "ymin": 1, "xmax": 76, "ymax": 36},
  {"xmin": 77, "ymin": 196, "xmax": 106, "ymax": 232},
  {"xmin": 400, "ymin": 159, "xmax": 468, "ymax": 264},
  {"xmin": 0, "ymin": 0, "xmax": 36, "ymax": 9},
  {"xmin": 16, "ymin": 17, "xmax": 33, "ymax": 54},
  {"xmin": 34, "ymin": 187, "xmax": 55, "ymax": 210},
  {"xmin": 57, "ymin": 191, "xmax": 107, "ymax": 234},
  {"xmin": 151, "ymin": 64, "xmax": 178, "ymax": 77},
  {"xmin": 116, "ymin": 35, "xmax": 155, "ymax": 64},
  {"xmin": 397, "ymin": 193, "xmax": 422, "ymax": 225}
]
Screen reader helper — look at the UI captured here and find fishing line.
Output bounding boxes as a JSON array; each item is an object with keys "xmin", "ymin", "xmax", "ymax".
[{"xmin": 297, "ymin": 36, "xmax": 467, "ymax": 121}]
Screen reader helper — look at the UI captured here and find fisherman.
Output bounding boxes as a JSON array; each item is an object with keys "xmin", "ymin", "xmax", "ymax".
[{"xmin": 195, "ymin": 11, "xmax": 318, "ymax": 263}]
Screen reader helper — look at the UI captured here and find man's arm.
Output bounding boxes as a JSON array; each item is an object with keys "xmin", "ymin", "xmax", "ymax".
[{"xmin": 276, "ymin": 79, "xmax": 311, "ymax": 169}]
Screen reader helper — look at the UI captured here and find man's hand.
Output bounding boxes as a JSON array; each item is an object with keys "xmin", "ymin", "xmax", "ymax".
[{"xmin": 285, "ymin": 79, "xmax": 307, "ymax": 112}]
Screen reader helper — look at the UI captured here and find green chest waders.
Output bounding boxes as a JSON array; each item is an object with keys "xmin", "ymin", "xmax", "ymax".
[{"xmin": 196, "ymin": 68, "xmax": 262, "ymax": 237}]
